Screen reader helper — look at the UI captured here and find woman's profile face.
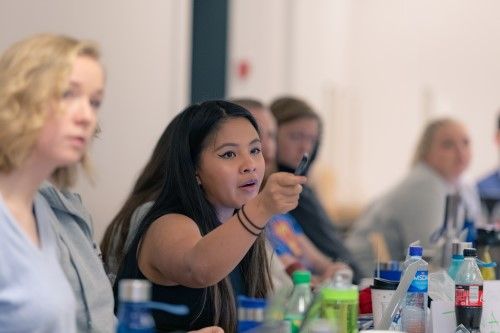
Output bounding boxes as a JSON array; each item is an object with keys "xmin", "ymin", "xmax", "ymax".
[
  {"xmin": 276, "ymin": 117, "xmax": 319, "ymax": 169},
  {"xmin": 425, "ymin": 121, "xmax": 471, "ymax": 182},
  {"xmin": 196, "ymin": 117, "xmax": 265, "ymax": 217},
  {"xmin": 34, "ymin": 55, "xmax": 104, "ymax": 168}
]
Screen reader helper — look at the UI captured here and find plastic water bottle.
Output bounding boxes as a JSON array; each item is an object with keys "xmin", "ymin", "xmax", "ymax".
[
  {"xmin": 400, "ymin": 246, "xmax": 428, "ymax": 333},
  {"xmin": 237, "ymin": 296, "xmax": 266, "ymax": 332},
  {"xmin": 448, "ymin": 241, "xmax": 472, "ymax": 280},
  {"xmin": 116, "ymin": 279, "xmax": 155, "ymax": 333},
  {"xmin": 285, "ymin": 270, "xmax": 313, "ymax": 333},
  {"xmin": 455, "ymin": 248, "xmax": 483, "ymax": 333}
]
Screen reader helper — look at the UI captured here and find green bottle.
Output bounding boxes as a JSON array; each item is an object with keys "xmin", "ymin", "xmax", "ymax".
[{"xmin": 284, "ymin": 271, "xmax": 313, "ymax": 333}]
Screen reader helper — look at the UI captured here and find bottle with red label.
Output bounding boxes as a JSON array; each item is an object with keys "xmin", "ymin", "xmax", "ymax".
[{"xmin": 455, "ymin": 248, "xmax": 483, "ymax": 333}]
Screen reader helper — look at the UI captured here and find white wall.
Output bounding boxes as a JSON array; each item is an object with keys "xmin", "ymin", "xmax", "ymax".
[
  {"xmin": 349, "ymin": 0, "xmax": 500, "ymax": 202},
  {"xmin": 2, "ymin": 0, "xmax": 499, "ymax": 240},
  {"xmin": 227, "ymin": 0, "xmax": 290, "ymax": 101},
  {"xmin": 228, "ymin": 0, "xmax": 500, "ymax": 207},
  {"xmin": 0, "ymin": 0, "xmax": 191, "ymax": 241}
]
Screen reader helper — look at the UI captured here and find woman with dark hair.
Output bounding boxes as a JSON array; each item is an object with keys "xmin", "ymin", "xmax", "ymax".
[
  {"xmin": 114, "ymin": 100, "xmax": 306, "ymax": 332},
  {"xmin": 101, "ymin": 123, "xmax": 173, "ymax": 281}
]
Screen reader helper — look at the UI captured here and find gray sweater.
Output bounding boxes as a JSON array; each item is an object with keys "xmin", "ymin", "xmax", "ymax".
[
  {"xmin": 39, "ymin": 183, "xmax": 115, "ymax": 333},
  {"xmin": 346, "ymin": 163, "xmax": 481, "ymax": 277}
]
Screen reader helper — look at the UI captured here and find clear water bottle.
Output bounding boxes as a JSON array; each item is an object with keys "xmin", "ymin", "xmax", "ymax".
[
  {"xmin": 116, "ymin": 279, "xmax": 155, "ymax": 333},
  {"xmin": 448, "ymin": 241, "xmax": 472, "ymax": 281},
  {"xmin": 285, "ymin": 270, "xmax": 313, "ymax": 333},
  {"xmin": 401, "ymin": 246, "xmax": 428, "ymax": 333},
  {"xmin": 455, "ymin": 248, "xmax": 483, "ymax": 333}
]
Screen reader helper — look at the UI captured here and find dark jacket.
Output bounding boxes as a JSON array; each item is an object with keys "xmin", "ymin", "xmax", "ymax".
[{"xmin": 277, "ymin": 163, "xmax": 363, "ymax": 283}]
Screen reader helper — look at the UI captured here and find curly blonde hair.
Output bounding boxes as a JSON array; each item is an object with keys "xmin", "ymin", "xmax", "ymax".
[{"xmin": 0, "ymin": 33, "xmax": 101, "ymax": 188}]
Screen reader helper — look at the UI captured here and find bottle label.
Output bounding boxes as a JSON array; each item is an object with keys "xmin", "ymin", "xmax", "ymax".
[
  {"xmin": 455, "ymin": 285, "xmax": 483, "ymax": 307},
  {"xmin": 408, "ymin": 270, "xmax": 428, "ymax": 292},
  {"xmin": 284, "ymin": 315, "xmax": 302, "ymax": 333}
]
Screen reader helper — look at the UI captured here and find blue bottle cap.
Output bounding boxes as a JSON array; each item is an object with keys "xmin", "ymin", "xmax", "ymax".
[{"xmin": 408, "ymin": 246, "xmax": 423, "ymax": 256}]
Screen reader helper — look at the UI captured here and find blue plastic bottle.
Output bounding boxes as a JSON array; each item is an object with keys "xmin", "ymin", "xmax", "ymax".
[
  {"xmin": 237, "ymin": 296, "xmax": 266, "ymax": 333},
  {"xmin": 116, "ymin": 279, "xmax": 155, "ymax": 333},
  {"xmin": 401, "ymin": 246, "xmax": 428, "ymax": 333}
]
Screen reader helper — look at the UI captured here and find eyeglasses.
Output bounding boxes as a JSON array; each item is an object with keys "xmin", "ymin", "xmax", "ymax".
[{"xmin": 286, "ymin": 132, "xmax": 318, "ymax": 146}]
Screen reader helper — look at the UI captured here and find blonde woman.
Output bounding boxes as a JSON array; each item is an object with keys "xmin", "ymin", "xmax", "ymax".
[
  {"xmin": 347, "ymin": 118, "xmax": 482, "ymax": 276},
  {"xmin": 0, "ymin": 34, "xmax": 104, "ymax": 332}
]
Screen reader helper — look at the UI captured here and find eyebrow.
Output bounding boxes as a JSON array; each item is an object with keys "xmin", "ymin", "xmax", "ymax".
[
  {"xmin": 214, "ymin": 138, "xmax": 261, "ymax": 151},
  {"xmin": 68, "ymin": 81, "xmax": 104, "ymax": 96}
]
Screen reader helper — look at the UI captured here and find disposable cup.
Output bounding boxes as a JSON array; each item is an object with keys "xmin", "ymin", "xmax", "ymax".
[{"xmin": 370, "ymin": 278, "xmax": 399, "ymax": 328}]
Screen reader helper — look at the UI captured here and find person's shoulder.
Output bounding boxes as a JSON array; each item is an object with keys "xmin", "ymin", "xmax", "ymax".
[
  {"xmin": 152, "ymin": 213, "xmax": 198, "ymax": 229},
  {"xmin": 477, "ymin": 170, "xmax": 500, "ymax": 187},
  {"xmin": 395, "ymin": 164, "xmax": 445, "ymax": 195},
  {"xmin": 477, "ymin": 169, "xmax": 500, "ymax": 199}
]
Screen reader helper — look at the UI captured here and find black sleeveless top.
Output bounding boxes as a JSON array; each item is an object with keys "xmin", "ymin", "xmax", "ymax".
[{"xmin": 113, "ymin": 215, "xmax": 247, "ymax": 332}]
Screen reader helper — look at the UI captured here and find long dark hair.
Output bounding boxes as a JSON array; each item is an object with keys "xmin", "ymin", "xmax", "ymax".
[
  {"xmin": 135, "ymin": 100, "xmax": 272, "ymax": 332},
  {"xmin": 100, "ymin": 124, "xmax": 173, "ymax": 269}
]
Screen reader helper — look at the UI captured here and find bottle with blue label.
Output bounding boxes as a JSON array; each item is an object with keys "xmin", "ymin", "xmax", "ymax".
[
  {"xmin": 116, "ymin": 279, "xmax": 155, "ymax": 333},
  {"xmin": 401, "ymin": 246, "xmax": 428, "ymax": 333}
]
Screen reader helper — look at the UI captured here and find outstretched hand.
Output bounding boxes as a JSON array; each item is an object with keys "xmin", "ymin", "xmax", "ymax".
[{"xmin": 257, "ymin": 172, "xmax": 307, "ymax": 216}]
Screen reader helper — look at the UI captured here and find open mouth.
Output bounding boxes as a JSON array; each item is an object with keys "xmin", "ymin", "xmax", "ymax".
[
  {"xmin": 239, "ymin": 179, "xmax": 258, "ymax": 188},
  {"xmin": 69, "ymin": 136, "xmax": 86, "ymax": 148}
]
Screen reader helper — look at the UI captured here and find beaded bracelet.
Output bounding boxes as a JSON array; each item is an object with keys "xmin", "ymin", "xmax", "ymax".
[
  {"xmin": 241, "ymin": 204, "xmax": 265, "ymax": 231},
  {"xmin": 236, "ymin": 209, "xmax": 260, "ymax": 237}
]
